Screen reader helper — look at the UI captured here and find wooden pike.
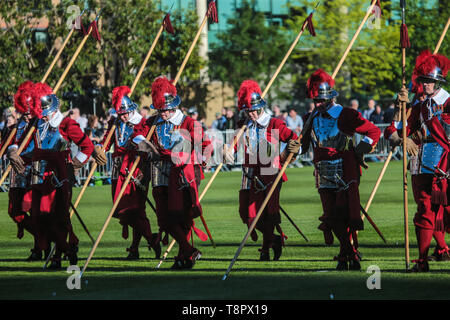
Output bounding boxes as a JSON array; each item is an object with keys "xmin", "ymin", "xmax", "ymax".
[{"xmin": 222, "ymin": 0, "xmax": 380, "ymax": 281}]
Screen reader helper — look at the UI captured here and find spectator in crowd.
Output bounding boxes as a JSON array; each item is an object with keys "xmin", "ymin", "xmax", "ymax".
[
  {"xmin": 188, "ymin": 107, "xmax": 207, "ymax": 131},
  {"xmin": 211, "ymin": 112, "xmax": 226, "ymax": 131},
  {"xmin": 69, "ymin": 108, "xmax": 87, "ymax": 132},
  {"xmin": 383, "ymin": 103, "xmax": 395, "ymax": 124},
  {"xmin": 224, "ymin": 108, "xmax": 236, "ymax": 130},
  {"xmin": 369, "ymin": 104, "xmax": 385, "ymax": 124},
  {"xmin": 286, "ymin": 108, "xmax": 303, "ymax": 135},
  {"xmin": 349, "ymin": 99, "xmax": 362, "ymax": 114},
  {"xmin": 271, "ymin": 105, "xmax": 286, "ymax": 122},
  {"xmin": 87, "ymin": 114, "xmax": 103, "ymax": 143},
  {"xmin": 362, "ymin": 99, "xmax": 376, "ymax": 120},
  {"xmin": 140, "ymin": 106, "xmax": 151, "ymax": 119},
  {"xmin": 0, "ymin": 107, "xmax": 17, "ymax": 141}
]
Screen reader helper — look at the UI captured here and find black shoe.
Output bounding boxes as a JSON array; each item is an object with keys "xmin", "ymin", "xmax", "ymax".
[
  {"xmin": 409, "ymin": 260, "xmax": 430, "ymax": 273},
  {"xmin": 26, "ymin": 249, "xmax": 42, "ymax": 261},
  {"xmin": 272, "ymin": 235, "xmax": 283, "ymax": 261},
  {"xmin": 48, "ymin": 258, "xmax": 62, "ymax": 270},
  {"xmin": 348, "ymin": 257, "xmax": 361, "ymax": 271},
  {"xmin": 335, "ymin": 254, "xmax": 349, "ymax": 271},
  {"xmin": 171, "ymin": 258, "xmax": 185, "ymax": 270},
  {"xmin": 428, "ymin": 248, "xmax": 450, "ymax": 262},
  {"xmin": 184, "ymin": 249, "xmax": 202, "ymax": 269},
  {"xmin": 259, "ymin": 250, "xmax": 270, "ymax": 261},
  {"xmin": 126, "ymin": 248, "xmax": 139, "ymax": 260},
  {"xmin": 149, "ymin": 233, "xmax": 161, "ymax": 259}
]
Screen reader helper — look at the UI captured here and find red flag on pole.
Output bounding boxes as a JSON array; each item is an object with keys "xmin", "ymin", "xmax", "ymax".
[
  {"xmin": 88, "ymin": 20, "xmax": 101, "ymax": 42},
  {"xmin": 302, "ymin": 12, "xmax": 316, "ymax": 36},
  {"xmin": 207, "ymin": 0, "xmax": 218, "ymax": 24},
  {"xmin": 163, "ymin": 13, "xmax": 175, "ymax": 34},
  {"xmin": 400, "ymin": 23, "xmax": 410, "ymax": 48}
]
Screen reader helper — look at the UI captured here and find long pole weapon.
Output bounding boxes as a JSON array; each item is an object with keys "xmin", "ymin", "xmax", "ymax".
[
  {"xmin": 79, "ymin": 2, "xmax": 218, "ymax": 278},
  {"xmin": 44, "ymin": 9, "xmax": 173, "ymax": 270},
  {"xmin": 362, "ymin": 16, "xmax": 449, "ymax": 217},
  {"xmin": 400, "ymin": 0, "xmax": 410, "ymax": 270},
  {"xmin": 198, "ymin": 3, "xmax": 319, "ymax": 204},
  {"xmin": 0, "ymin": 10, "xmax": 86, "ymax": 160},
  {"xmin": 222, "ymin": 0, "xmax": 381, "ymax": 280},
  {"xmin": 155, "ymin": 4, "xmax": 320, "ymax": 268},
  {"xmin": 0, "ymin": 11, "xmax": 102, "ymax": 188},
  {"xmin": 69, "ymin": 9, "xmax": 174, "ymax": 220}
]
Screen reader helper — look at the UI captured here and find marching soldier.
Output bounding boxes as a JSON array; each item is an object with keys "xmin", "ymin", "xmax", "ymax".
[
  {"xmin": 224, "ymin": 80, "xmax": 301, "ymax": 261},
  {"xmin": 301, "ymin": 69, "xmax": 381, "ymax": 270},
  {"xmin": 91, "ymin": 86, "xmax": 161, "ymax": 260},
  {"xmin": 385, "ymin": 51, "xmax": 450, "ymax": 272},
  {"xmin": 132, "ymin": 76, "xmax": 212, "ymax": 269},
  {"xmin": 5, "ymin": 81, "xmax": 44, "ymax": 260},
  {"xmin": 27, "ymin": 83, "xmax": 94, "ymax": 269}
]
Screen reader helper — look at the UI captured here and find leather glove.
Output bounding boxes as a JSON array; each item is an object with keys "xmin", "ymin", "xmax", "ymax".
[
  {"xmin": 223, "ymin": 144, "xmax": 234, "ymax": 164},
  {"xmin": 354, "ymin": 141, "xmax": 373, "ymax": 169},
  {"xmin": 405, "ymin": 137, "xmax": 419, "ymax": 156},
  {"xmin": 7, "ymin": 148, "xmax": 25, "ymax": 175},
  {"xmin": 92, "ymin": 145, "xmax": 107, "ymax": 166},
  {"xmin": 287, "ymin": 139, "xmax": 301, "ymax": 154},
  {"xmin": 72, "ymin": 157, "xmax": 85, "ymax": 170},
  {"xmin": 137, "ymin": 139, "xmax": 160, "ymax": 161},
  {"xmin": 388, "ymin": 131, "xmax": 402, "ymax": 148},
  {"xmin": 398, "ymin": 86, "xmax": 410, "ymax": 103}
]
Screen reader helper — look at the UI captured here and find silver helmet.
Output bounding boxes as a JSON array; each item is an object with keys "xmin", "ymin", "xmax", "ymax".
[
  {"xmin": 40, "ymin": 94, "xmax": 60, "ymax": 117},
  {"xmin": 315, "ymin": 82, "xmax": 339, "ymax": 100},
  {"xmin": 116, "ymin": 95, "xmax": 138, "ymax": 114},
  {"xmin": 417, "ymin": 66, "xmax": 446, "ymax": 84}
]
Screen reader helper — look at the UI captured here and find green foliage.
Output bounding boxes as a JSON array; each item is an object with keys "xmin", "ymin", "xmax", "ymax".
[
  {"xmin": 208, "ymin": 0, "xmax": 289, "ymax": 101},
  {"xmin": 0, "ymin": 0, "xmax": 205, "ymax": 114}
]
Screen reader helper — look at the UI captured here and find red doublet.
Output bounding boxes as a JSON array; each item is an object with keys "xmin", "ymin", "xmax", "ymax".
[
  {"xmin": 303, "ymin": 107, "xmax": 380, "ymax": 233},
  {"xmin": 101, "ymin": 117, "xmax": 149, "ymax": 217},
  {"xmin": 238, "ymin": 117, "xmax": 298, "ymax": 225},
  {"xmin": 31, "ymin": 116, "xmax": 93, "ymax": 253}
]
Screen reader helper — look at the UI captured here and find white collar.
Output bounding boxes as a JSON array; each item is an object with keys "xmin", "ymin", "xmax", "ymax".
[
  {"xmin": 431, "ymin": 88, "xmax": 450, "ymax": 105},
  {"xmin": 326, "ymin": 104, "xmax": 343, "ymax": 119},
  {"xmin": 127, "ymin": 110, "xmax": 142, "ymax": 125},
  {"xmin": 49, "ymin": 111, "xmax": 64, "ymax": 128},
  {"xmin": 167, "ymin": 109, "xmax": 184, "ymax": 125},
  {"xmin": 249, "ymin": 110, "xmax": 271, "ymax": 128}
]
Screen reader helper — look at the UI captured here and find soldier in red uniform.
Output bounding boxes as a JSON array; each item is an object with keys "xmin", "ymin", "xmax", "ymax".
[
  {"xmin": 385, "ymin": 51, "xmax": 450, "ymax": 272},
  {"xmin": 5, "ymin": 81, "xmax": 45, "ymax": 260},
  {"xmin": 132, "ymin": 76, "xmax": 212, "ymax": 269},
  {"xmin": 301, "ymin": 69, "xmax": 381, "ymax": 270},
  {"xmin": 224, "ymin": 80, "xmax": 301, "ymax": 261},
  {"xmin": 91, "ymin": 86, "xmax": 161, "ymax": 260},
  {"xmin": 27, "ymin": 83, "xmax": 94, "ymax": 269}
]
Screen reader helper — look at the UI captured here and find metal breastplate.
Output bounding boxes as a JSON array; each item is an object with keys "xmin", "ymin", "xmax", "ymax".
[
  {"xmin": 151, "ymin": 160, "xmax": 173, "ymax": 188},
  {"xmin": 241, "ymin": 167, "xmax": 255, "ymax": 190},
  {"xmin": 115, "ymin": 121, "xmax": 135, "ymax": 148},
  {"xmin": 411, "ymin": 107, "xmax": 446, "ymax": 175},
  {"xmin": 312, "ymin": 115, "xmax": 348, "ymax": 150},
  {"xmin": 155, "ymin": 118, "xmax": 185, "ymax": 151},
  {"xmin": 16, "ymin": 120, "xmax": 35, "ymax": 158},
  {"xmin": 315, "ymin": 159, "xmax": 344, "ymax": 189},
  {"xmin": 245, "ymin": 123, "xmax": 277, "ymax": 160},
  {"xmin": 31, "ymin": 121, "xmax": 68, "ymax": 185}
]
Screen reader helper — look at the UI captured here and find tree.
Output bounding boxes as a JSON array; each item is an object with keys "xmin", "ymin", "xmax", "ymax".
[
  {"xmin": 208, "ymin": 0, "xmax": 289, "ymax": 104},
  {"xmin": 0, "ymin": 0, "xmax": 206, "ymax": 115}
]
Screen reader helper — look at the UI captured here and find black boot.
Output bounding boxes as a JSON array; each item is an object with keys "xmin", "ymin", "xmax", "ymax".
[
  {"xmin": 259, "ymin": 250, "xmax": 270, "ymax": 261},
  {"xmin": 149, "ymin": 233, "xmax": 162, "ymax": 259},
  {"xmin": 409, "ymin": 260, "xmax": 430, "ymax": 273},
  {"xmin": 335, "ymin": 254, "xmax": 349, "ymax": 271},
  {"xmin": 26, "ymin": 249, "xmax": 42, "ymax": 261},
  {"xmin": 67, "ymin": 244, "xmax": 78, "ymax": 265},
  {"xmin": 272, "ymin": 234, "xmax": 283, "ymax": 261},
  {"xmin": 126, "ymin": 247, "xmax": 139, "ymax": 260},
  {"xmin": 48, "ymin": 258, "xmax": 62, "ymax": 270},
  {"xmin": 184, "ymin": 249, "xmax": 202, "ymax": 269}
]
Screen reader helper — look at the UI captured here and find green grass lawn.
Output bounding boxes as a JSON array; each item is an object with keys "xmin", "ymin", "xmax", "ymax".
[{"xmin": 1, "ymin": 160, "xmax": 450, "ymax": 300}]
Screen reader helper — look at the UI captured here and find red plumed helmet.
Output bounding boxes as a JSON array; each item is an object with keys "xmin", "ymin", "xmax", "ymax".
[
  {"xmin": 112, "ymin": 86, "xmax": 137, "ymax": 114},
  {"xmin": 14, "ymin": 81, "xmax": 35, "ymax": 115},
  {"xmin": 306, "ymin": 69, "xmax": 338, "ymax": 100},
  {"xmin": 237, "ymin": 80, "xmax": 266, "ymax": 111},
  {"xmin": 415, "ymin": 50, "xmax": 450, "ymax": 84},
  {"xmin": 150, "ymin": 76, "xmax": 181, "ymax": 111},
  {"xmin": 32, "ymin": 82, "xmax": 59, "ymax": 117}
]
